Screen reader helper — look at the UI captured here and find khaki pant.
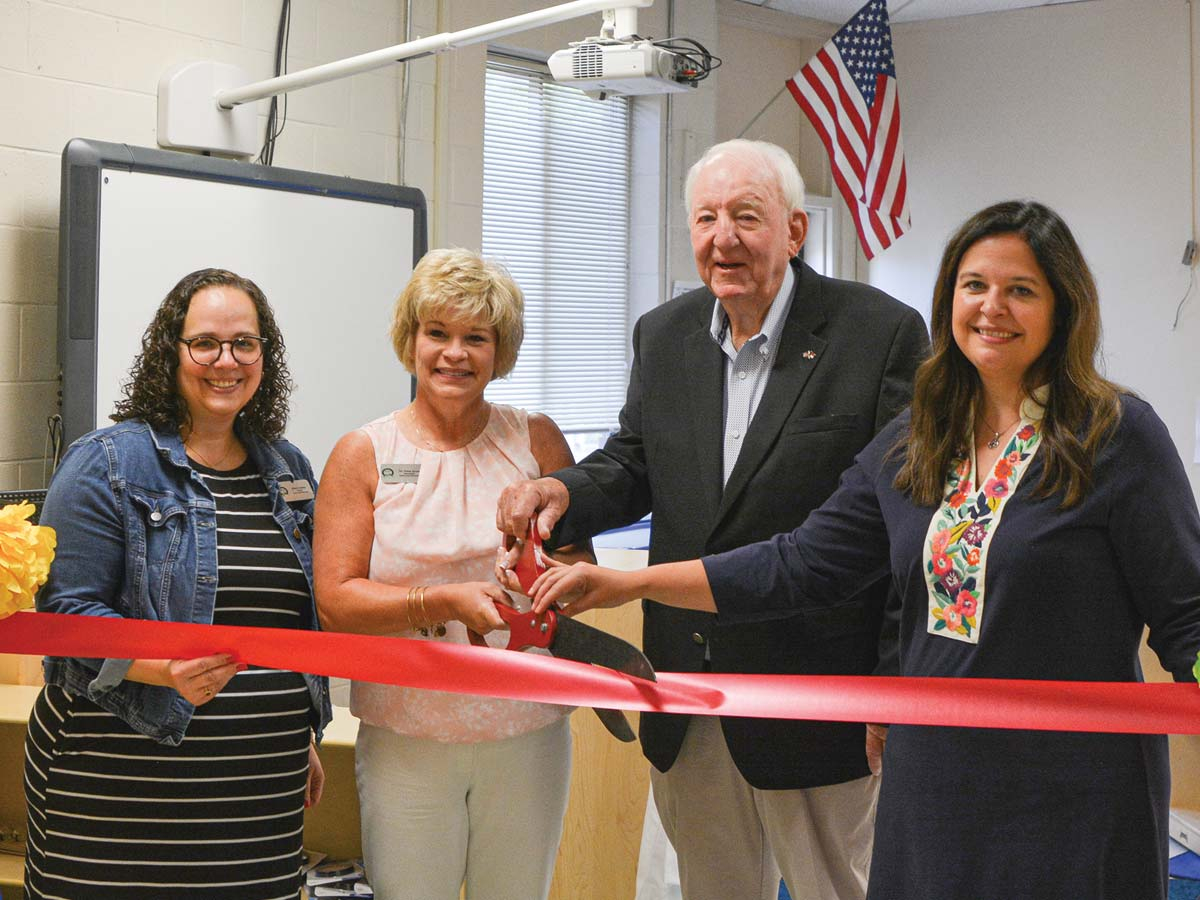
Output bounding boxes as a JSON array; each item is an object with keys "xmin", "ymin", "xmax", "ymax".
[{"xmin": 651, "ymin": 715, "xmax": 877, "ymax": 900}]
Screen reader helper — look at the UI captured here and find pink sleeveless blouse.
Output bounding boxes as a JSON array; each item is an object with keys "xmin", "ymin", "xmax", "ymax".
[{"xmin": 350, "ymin": 404, "xmax": 570, "ymax": 742}]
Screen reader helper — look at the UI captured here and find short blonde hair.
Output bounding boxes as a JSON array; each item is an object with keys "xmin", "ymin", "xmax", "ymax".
[{"xmin": 390, "ymin": 248, "xmax": 525, "ymax": 379}]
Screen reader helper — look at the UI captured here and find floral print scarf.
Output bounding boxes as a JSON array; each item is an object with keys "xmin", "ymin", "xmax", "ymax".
[{"xmin": 922, "ymin": 391, "xmax": 1046, "ymax": 644}]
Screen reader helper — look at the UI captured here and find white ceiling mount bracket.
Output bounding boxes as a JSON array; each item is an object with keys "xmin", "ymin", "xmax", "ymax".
[
  {"xmin": 611, "ymin": 6, "xmax": 640, "ymax": 38},
  {"xmin": 158, "ymin": 62, "xmax": 257, "ymax": 158},
  {"xmin": 155, "ymin": 0, "xmax": 658, "ymax": 156}
]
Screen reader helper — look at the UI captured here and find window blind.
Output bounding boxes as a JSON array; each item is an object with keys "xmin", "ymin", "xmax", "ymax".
[{"xmin": 482, "ymin": 60, "xmax": 631, "ymax": 435}]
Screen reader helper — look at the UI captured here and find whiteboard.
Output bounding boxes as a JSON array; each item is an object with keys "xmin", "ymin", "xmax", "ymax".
[{"xmin": 59, "ymin": 139, "xmax": 425, "ymax": 476}]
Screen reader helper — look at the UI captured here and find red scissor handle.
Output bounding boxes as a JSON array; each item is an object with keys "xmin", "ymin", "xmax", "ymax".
[
  {"xmin": 467, "ymin": 601, "xmax": 558, "ymax": 650},
  {"xmin": 511, "ymin": 525, "xmax": 548, "ymax": 594},
  {"xmin": 467, "ymin": 527, "xmax": 554, "ymax": 648}
]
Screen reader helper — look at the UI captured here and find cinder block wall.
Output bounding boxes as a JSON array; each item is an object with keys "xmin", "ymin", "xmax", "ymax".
[{"xmin": 0, "ymin": 0, "xmax": 429, "ymax": 486}]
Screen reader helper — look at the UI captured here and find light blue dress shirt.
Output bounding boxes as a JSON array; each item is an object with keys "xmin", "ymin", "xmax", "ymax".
[{"xmin": 709, "ymin": 265, "xmax": 796, "ymax": 486}]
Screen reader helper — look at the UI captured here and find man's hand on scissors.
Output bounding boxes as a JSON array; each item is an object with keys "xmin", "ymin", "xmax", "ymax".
[{"xmin": 495, "ymin": 476, "xmax": 571, "ymax": 571}]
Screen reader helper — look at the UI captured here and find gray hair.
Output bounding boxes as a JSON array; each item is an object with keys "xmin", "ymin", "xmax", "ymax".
[{"xmin": 684, "ymin": 139, "xmax": 806, "ymax": 214}]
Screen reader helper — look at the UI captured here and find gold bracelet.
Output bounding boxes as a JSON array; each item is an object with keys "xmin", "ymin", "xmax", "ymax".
[
  {"xmin": 407, "ymin": 585, "xmax": 424, "ymax": 630},
  {"xmin": 421, "ymin": 586, "xmax": 448, "ymax": 637},
  {"xmin": 404, "ymin": 586, "xmax": 418, "ymax": 630},
  {"xmin": 416, "ymin": 586, "xmax": 428, "ymax": 629}
]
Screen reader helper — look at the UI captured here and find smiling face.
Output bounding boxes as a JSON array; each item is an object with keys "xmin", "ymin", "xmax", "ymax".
[
  {"xmin": 413, "ymin": 311, "xmax": 497, "ymax": 404},
  {"xmin": 951, "ymin": 233, "xmax": 1055, "ymax": 391},
  {"xmin": 689, "ymin": 153, "xmax": 807, "ymax": 313},
  {"xmin": 176, "ymin": 286, "xmax": 263, "ymax": 432}
]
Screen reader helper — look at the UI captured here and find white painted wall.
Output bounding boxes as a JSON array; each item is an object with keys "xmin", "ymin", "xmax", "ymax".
[
  {"xmin": 714, "ymin": 0, "xmax": 829, "ymax": 196},
  {"xmin": 0, "ymin": 0, "xmax": 415, "ymax": 489},
  {"xmin": 0, "ymin": 0, "xmax": 679, "ymax": 487},
  {"xmin": 9, "ymin": 0, "xmax": 1198, "ymax": 506},
  {"xmin": 872, "ymin": 0, "xmax": 1199, "ymax": 496}
]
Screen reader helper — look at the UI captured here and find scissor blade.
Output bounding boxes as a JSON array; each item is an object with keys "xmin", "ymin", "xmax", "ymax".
[
  {"xmin": 486, "ymin": 602, "xmax": 652, "ymax": 744},
  {"xmin": 591, "ymin": 706, "xmax": 637, "ymax": 742},
  {"xmin": 550, "ymin": 614, "xmax": 657, "ymax": 682}
]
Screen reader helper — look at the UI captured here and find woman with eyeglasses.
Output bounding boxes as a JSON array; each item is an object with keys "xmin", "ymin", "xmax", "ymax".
[{"xmin": 24, "ymin": 268, "xmax": 332, "ymax": 899}]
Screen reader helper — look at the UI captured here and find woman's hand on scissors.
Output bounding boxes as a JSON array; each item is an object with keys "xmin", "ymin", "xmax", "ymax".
[
  {"xmin": 426, "ymin": 582, "xmax": 512, "ymax": 634},
  {"xmin": 527, "ymin": 557, "xmax": 636, "ymax": 615}
]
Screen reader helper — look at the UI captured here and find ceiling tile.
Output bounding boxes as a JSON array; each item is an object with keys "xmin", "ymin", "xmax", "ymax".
[{"xmin": 738, "ymin": 0, "xmax": 1091, "ymax": 25}]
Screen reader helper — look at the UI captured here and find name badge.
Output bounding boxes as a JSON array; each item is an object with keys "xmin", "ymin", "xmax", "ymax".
[
  {"xmin": 278, "ymin": 479, "xmax": 315, "ymax": 501},
  {"xmin": 380, "ymin": 463, "xmax": 421, "ymax": 484}
]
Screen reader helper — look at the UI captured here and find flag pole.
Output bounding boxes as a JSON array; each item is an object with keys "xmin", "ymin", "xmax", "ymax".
[{"xmin": 735, "ymin": 85, "xmax": 788, "ymax": 139}]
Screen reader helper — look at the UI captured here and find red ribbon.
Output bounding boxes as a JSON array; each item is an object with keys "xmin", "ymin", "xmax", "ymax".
[{"xmin": 2, "ymin": 610, "xmax": 1199, "ymax": 734}]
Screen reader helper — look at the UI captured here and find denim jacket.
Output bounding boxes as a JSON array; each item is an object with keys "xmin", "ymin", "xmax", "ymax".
[{"xmin": 38, "ymin": 418, "xmax": 332, "ymax": 746}]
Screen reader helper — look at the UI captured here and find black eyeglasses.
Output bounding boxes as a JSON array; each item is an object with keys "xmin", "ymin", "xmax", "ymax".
[{"xmin": 178, "ymin": 336, "xmax": 269, "ymax": 365}]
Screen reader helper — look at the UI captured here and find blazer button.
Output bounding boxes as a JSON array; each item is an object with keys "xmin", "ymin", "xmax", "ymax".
[{"xmin": 691, "ymin": 632, "xmax": 705, "ymax": 645}]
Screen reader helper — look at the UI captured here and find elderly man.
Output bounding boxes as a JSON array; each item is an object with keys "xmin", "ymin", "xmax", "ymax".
[{"xmin": 497, "ymin": 139, "xmax": 928, "ymax": 900}]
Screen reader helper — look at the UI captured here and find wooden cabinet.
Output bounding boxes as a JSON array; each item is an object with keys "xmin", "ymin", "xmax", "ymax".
[
  {"xmin": 0, "ymin": 684, "xmax": 38, "ymax": 898},
  {"xmin": 549, "ymin": 595, "xmax": 649, "ymax": 900},
  {"xmin": 304, "ymin": 705, "xmax": 364, "ymax": 861}
]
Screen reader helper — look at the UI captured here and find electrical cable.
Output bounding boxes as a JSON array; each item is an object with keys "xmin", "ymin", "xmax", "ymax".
[
  {"xmin": 43, "ymin": 414, "xmax": 63, "ymax": 482},
  {"xmin": 662, "ymin": 0, "xmax": 676, "ymax": 314},
  {"xmin": 1169, "ymin": 0, "xmax": 1198, "ymax": 329},
  {"xmin": 1178, "ymin": 0, "xmax": 1198, "ymax": 327},
  {"xmin": 595, "ymin": 32, "xmax": 721, "ymax": 85},
  {"xmin": 259, "ymin": 0, "xmax": 292, "ymax": 165},
  {"xmin": 1172, "ymin": 265, "xmax": 1196, "ymax": 331},
  {"xmin": 257, "ymin": 0, "xmax": 292, "ymax": 166},
  {"xmin": 649, "ymin": 36, "xmax": 721, "ymax": 85},
  {"xmin": 398, "ymin": 0, "xmax": 414, "ymax": 184}
]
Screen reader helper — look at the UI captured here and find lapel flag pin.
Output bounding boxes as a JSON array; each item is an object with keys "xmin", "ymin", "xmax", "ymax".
[{"xmin": 803, "ymin": 350, "xmax": 817, "ymax": 359}]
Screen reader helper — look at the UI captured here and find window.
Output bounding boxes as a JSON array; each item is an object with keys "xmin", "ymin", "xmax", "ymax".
[
  {"xmin": 482, "ymin": 57, "xmax": 632, "ymax": 459},
  {"xmin": 802, "ymin": 195, "xmax": 836, "ymax": 277}
]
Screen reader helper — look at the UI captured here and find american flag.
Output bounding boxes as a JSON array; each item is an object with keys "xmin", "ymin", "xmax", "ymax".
[{"xmin": 787, "ymin": 0, "xmax": 909, "ymax": 259}]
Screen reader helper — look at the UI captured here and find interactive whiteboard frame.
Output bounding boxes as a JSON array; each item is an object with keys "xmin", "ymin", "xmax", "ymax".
[{"xmin": 58, "ymin": 138, "xmax": 426, "ymax": 475}]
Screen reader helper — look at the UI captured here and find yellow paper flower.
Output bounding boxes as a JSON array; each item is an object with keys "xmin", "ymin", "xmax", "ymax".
[{"xmin": 0, "ymin": 502, "xmax": 57, "ymax": 619}]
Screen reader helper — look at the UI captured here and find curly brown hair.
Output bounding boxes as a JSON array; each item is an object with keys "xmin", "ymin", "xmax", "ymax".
[
  {"xmin": 893, "ymin": 201, "xmax": 1122, "ymax": 508},
  {"xmin": 111, "ymin": 268, "xmax": 293, "ymax": 440}
]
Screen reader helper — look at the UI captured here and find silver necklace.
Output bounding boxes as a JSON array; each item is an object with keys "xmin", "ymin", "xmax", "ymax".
[{"xmin": 981, "ymin": 415, "xmax": 1021, "ymax": 450}]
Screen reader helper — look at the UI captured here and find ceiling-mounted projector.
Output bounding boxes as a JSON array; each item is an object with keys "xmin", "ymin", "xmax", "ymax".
[{"xmin": 548, "ymin": 40, "xmax": 697, "ymax": 96}]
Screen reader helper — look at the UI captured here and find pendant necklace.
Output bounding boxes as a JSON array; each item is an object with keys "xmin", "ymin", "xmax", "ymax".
[{"xmin": 980, "ymin": 415, "xmax": 1021, "ymax": 450}]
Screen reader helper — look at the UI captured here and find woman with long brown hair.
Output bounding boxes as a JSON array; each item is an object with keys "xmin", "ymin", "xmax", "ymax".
[{"xmin": 516, "ymin": 201, "xmax": 1200, "ymax": 900}]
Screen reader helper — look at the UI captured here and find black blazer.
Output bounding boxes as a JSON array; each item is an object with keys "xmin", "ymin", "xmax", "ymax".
[{"xmin": 552, "ymin": 259, "xmax": 929, "ymax": 789}]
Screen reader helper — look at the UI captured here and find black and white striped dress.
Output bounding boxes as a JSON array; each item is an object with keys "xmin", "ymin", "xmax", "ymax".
[{"xmin": 24, "ymin": 460, "xmax": 316, "ymax": 900}]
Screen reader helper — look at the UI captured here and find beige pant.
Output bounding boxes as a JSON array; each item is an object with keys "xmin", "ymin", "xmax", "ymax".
[
  {"xmin": 355, "ymin": 717, "xmax": 572, "ymax": 900},
  {"xmin": 651, "ymin": 715, "xmax": 877, "ymax": 900}
]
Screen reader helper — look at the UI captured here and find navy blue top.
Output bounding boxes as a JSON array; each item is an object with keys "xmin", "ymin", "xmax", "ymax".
[{"xmin": 704, "ymin": 394, "xmax": 1200, "ymax": 899}]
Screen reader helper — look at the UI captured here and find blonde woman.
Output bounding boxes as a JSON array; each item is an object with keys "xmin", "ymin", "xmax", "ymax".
[{"xmin": 314, "ymin": 248, "xmax": 590, "ymax": 899}]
